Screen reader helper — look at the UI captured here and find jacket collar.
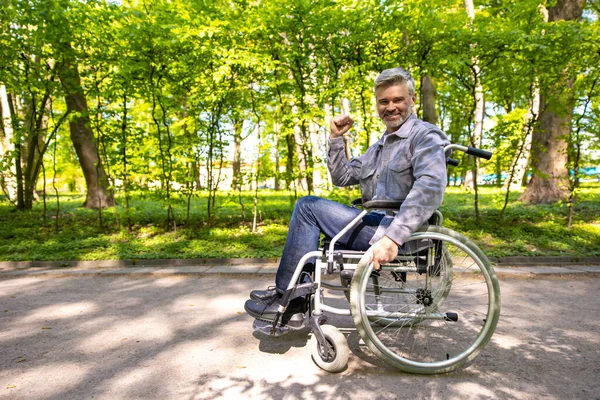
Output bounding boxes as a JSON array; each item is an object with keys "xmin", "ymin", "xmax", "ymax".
[
  {"xmin": 376, "ymin": 113, "xmax": 418, "ymax": 147},
  {"xmin": 388, "ymin": 113, "xmax": 417, "ymax": 139}
]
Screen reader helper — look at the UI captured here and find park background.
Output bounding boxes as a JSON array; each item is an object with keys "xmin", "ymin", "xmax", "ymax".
[{"xmin": 0, "ymin": 0, "xmax": 599, "ymax": 262}]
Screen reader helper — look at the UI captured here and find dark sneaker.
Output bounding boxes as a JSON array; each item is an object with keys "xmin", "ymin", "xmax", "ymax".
[
  {"xmin": 249, "ymin": 286, "xmax": 279, "ymax": 302},
  {"xmin": 244, "ymin": 296, "xmax": 307, "ymax": 324}
]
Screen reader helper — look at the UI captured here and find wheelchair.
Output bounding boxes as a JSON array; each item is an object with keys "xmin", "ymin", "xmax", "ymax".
[{"xmin": 253, "ymin": 144, "xmax": 501, "ymax": 374}]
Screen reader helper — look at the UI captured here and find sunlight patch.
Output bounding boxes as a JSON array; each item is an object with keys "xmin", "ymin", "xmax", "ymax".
[
  {"xmin": 77, "ymin": 314, "xmax": 174, "ymax": 354},
  {"xmin": 491, "ymin": 334, "xmax": 523, "ymax": 350},
  {"xmin": 152, "ymin": 277, "xmax": 187, "ymax": 287},
  {"xmin": 3, "ymin": 363, "xmax": 89, "ymax": 398},
  {"xmin": 453, "ymin": 382, "xmax": 497, "ymax": 398},
  {"xmin": 21, "ymin": 301, "xmax": 98, "ymax": 322},
  {"xmin": 170, "ymin": 295, "xmax": 244, "ymax": 313}
]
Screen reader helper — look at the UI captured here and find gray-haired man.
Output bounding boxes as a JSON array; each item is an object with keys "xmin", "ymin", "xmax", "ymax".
[{"xmin": 245, "ymin": 67, "xmax": 450, "ymax": 323}]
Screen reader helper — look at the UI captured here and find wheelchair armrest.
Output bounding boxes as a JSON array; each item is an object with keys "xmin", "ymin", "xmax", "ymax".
[
  {"xmin": 351, "ymin": 200, "xmax": 441, "ymax": 226},
  {"xmin": 362, "ymin": 200, "xmax": 403, "ymax": 211}
]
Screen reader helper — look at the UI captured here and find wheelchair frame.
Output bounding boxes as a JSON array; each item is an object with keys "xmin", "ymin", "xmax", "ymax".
[{"xmin": 259, "ymin": 144, "xmax": 501, "ymax": 374}]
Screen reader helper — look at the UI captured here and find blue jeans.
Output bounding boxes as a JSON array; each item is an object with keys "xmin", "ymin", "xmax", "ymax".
[{"xmin": 275, "ymin": 196, "xmax": 384, "ymax": 292}]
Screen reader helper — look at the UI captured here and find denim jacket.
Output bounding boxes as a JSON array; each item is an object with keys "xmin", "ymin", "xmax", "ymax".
[{"xmin": 327, "ymin": 113, "xmax": 449, "ymax": 246}]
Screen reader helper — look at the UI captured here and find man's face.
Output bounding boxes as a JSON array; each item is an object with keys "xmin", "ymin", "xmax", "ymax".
[{"xmin": 375, "ymin": 83, "xmax": 416, "ymax": 132}]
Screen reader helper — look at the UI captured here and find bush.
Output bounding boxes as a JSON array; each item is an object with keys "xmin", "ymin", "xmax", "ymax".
[{"xmin": 0, "ymin": 185, "xmax": 598, "ymax": 261}]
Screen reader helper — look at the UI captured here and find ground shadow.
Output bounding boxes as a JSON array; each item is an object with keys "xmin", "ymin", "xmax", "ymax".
[{"xmin": 0, "ymin": 274, "xmax": 598, "ymax": 399}]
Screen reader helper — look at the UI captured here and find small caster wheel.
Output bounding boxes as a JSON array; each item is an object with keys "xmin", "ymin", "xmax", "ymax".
[{"xmin": 310, "ymin": 325, "xmax": 349, "ymax": 373}]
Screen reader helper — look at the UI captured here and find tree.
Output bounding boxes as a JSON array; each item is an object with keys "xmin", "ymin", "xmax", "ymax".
[
  {"xmin": 520, "ymin": 0, "xmax": 586, "ymax": 204},
  {"xmin": 0, "ymin": 1, "xmax": 74, "ymax": 210},
  {"xmin": 56, "ymin": 41, "xmax": 114, "ymax": 209},
  {"xmin": 1, "ymin": 0, "xmax": 598, "ymax": 228}
]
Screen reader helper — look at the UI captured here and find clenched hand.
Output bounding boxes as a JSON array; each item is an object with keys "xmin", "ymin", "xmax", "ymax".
[{"xmin": 330, "ymin": 115, "xmax": 354, "ymax": 138}]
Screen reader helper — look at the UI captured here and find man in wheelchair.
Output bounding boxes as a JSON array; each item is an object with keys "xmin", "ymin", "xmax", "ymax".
[{"xmin": 244, "ymin": 67, "xmax": 450, "ymax": 325}]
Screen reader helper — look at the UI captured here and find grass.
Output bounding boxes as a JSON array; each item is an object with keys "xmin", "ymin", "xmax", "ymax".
[
  {"xmin": 441, "ymin": 185, "xmax": 600, "ymax": 257},
  {"xmin": 0, "ymin": 184, "xmax": 599, "ymax": 262}
]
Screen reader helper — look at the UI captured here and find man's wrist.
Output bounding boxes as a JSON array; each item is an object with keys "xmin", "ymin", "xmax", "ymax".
[
  {"xmin": 329, "ymin": 135, "xmax": 345, "ymax": 144},
  {"xmin": 383, "ymin": 235, "xmax": 399, "ymax": 246}
]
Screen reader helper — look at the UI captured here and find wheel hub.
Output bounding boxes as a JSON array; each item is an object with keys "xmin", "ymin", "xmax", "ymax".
[
  {"xmin": 319, "ymin": 340, "xmax": 336, "ymax": 362},
  {"xmin": 416, "ymin": 288, "xmax": 433, "ymax": 306}
]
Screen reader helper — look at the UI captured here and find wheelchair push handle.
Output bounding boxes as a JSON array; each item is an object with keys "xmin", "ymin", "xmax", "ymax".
[
  {"xmin": 444, "ymin": 144, "xmax": 493, "ymax": 162},
  {"xmin": 466, "ymin": 147, "xmax": 493, "ymax": 160},
  {"xmin": 446, "ymin": 158, "xmax": 459, "ymax": 167}
]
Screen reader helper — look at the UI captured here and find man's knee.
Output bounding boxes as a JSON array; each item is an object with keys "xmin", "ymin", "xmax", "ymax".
[
  {"xmin": 293, "ymin": 195, "xmax": 324, "ymax": 223},
  {"xmin": 295, "ymin": 195, "xmax": 321, "ymax": 212}
]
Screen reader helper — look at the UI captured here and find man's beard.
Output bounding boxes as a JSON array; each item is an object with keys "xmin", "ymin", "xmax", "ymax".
[{"xmin": 384, "ymin": 110, "xmax": 411, "ymax": 131}]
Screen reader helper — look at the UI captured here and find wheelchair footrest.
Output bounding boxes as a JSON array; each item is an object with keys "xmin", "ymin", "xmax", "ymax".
[{"xmin": 252, "ymin": 314, "xmax": 306, "ymax": 337}]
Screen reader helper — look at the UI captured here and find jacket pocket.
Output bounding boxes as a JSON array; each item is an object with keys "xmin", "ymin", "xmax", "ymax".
[
  {"xmin": 359, "ymin": 163, "xmax": 377, "ymax": 201},
  {"xmin": 387, "ymin": 161, "xmax": 413, "ymax": 200}
]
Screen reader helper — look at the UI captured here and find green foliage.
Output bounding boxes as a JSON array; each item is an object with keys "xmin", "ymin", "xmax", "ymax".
[
  {"xmin": 0, "ymin": 187, "xmax": 599, "ymax": 261},
  {"xmin": 2, "ymin": 0, "xmax": 598, "ymax": 198},
  {"xmin": 1, "ymin": 0, "xmax": 599, "ymax": 260},
  {"xmin": 441, "ymin": 185, "xmax": 600, "ymax": 257}
]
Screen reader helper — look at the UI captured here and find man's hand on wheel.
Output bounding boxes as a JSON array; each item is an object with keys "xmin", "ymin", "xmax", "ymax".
[
  {"xmin": 330, "ymin": 115, "xmax": 354, "ymax": 138},
  {"xmin": 371, "ymin": 236, "xmax": 399, "ymax": 270}
]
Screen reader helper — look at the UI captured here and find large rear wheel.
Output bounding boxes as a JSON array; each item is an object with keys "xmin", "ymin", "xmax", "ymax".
[{"xmin": 350, "ymin": 226, "xmax": 500, "ymax": 374}]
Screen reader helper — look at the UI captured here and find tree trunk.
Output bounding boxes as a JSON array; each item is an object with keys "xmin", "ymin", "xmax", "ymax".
[
  {"xmin": 506, "ymin": 6, "xmax": 548, "ymax": 193},
  {"xmin": 294, "ymin": 121, "xmax": 307, "ymax": 192},
  {"xmin": 5, "ymin": 93, "xmax": 25, "ymax": 209},
  {"xmin": 324, "ymin": 103, "xmax": 333, "ymax": 191},
  {"xmin": 420, "ymin": 74, "xmax": 438, "ymax": 125},
  {"xmin": 309, "ymin": 120, "xmax": 323, "ymax": 194},
  {"xmin": 274, "ymin": 122, "xmax": 281, "ymax": 190},
  {"xmin": 519, "ymin": 95, "xmax": 572, "ymax": 203},
  {"xmin": 57, "ymin": 46, "xmax": 114, "ymax": 209},
  {"xmin": 0, "ymin": 85, "xmax": 17, "ymax": 202},
  {"xmin": 22, "ymin": 88, "xmax": 49, "ymax": 209},
  {"xmin": 519, "ymin": 0, "xmax": 583, "ymax": 204},
  {"xmin": 301, "ymin": 121, "xmax": 314, "ymax": 194},
  {"xmin": 341, "ymin": 98, "xmax": 352, "ymax": 160},
  {"xmin": 285, "ymin": 132, "xmax": 294, "ymax": 190},
  {"xmin": 463, "ymin": 0, "xmax": 485, "ymax": 190},
  {"xmin": 231, "ymin": 118, "xmax": 243, "ymax": 191},
  {"xmin": 252, "ymin": 119, "xmax": 262, "ymax": 233},
  {"xmin": 505, "ymin": 83, "xmax": 540, "ymax": 191},
  {"xmin": 121, "ymin": 91, "xmax": 131, "ymax": 228},
  {"xmin": 2, "ymin": 88, "xmax": 51, "ymax": 211}
]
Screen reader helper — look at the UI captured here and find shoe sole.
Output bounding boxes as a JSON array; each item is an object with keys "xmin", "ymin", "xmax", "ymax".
[{"xmin": 244, "ymin": 303, "xmax": 305, "ymax": 325}]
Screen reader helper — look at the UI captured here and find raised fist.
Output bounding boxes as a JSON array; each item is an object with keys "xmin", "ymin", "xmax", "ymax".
[{"xmin": 330, "ymin": 115, "xmax": 354, "ymax": 138}]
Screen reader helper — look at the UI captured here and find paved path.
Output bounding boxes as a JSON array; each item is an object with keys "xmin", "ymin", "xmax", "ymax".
[
  {"xmin": 1, "ymin": 271, "xmax": 599, "ymax": 400},
  {"xmin": 1, "ymin": 260, "xmax": 599, "ymax": 278}
]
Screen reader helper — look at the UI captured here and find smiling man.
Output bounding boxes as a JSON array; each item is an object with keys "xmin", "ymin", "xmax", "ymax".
[{"xmin": 244, "ymin": 67, "xmax": 450, "ymax": 324}]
